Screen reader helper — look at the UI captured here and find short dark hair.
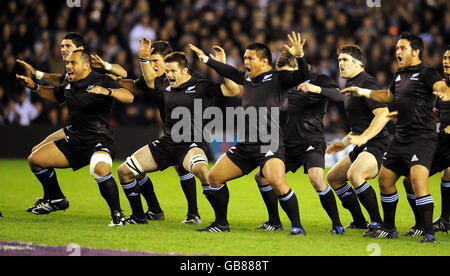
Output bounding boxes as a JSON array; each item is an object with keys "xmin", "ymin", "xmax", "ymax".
[
  {"xmin": 164, "ymin": 52, "xmax": 188, "ymax": 69},
  {"xmin": 152, "ymin": 41, "xmax": 173, "ymax": 57},
  {"xmin": 63, "ymin": 32, "xmax": 86, "ymax": 49},
  {"xmin": 247, "ymin": 43, "xmax": 272, "ymax": 63},
  {"xmin": 338, "ymin": 44, "xmax": 365, "ymax": 67},
  {"xmin": 71, "ymin": 49, "xmax": 91, "ymax": 64},
  {"xmin": 399, "ymin": 32, "xmax": 424, "ymax": 59},
  {"xmin": 276, "ymin": 50, "xmax": 297, "ymax": 69}
]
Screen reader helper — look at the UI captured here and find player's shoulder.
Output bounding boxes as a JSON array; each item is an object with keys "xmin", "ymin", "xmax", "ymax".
[{"xmin": 358, "ymin": 71, "xmax": 382, "ymax": 90}]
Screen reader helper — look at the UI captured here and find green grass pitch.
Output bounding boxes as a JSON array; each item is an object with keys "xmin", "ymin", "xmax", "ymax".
[{"xmin": 0, "ymin": 159, "xmax": 448, "ymax": 256}]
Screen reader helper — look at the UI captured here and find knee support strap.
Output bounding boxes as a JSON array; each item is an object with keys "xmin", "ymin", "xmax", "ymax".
[
  {"xmin": 189, "ymin": 154, "xmax": 208, "ymax": 172},
  {"xmin": 125, "ymin": 155, "xmax": 144, "ymax": 176}
]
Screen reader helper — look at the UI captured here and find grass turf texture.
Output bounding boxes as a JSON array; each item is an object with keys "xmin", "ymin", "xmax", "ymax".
[{"xmin": 0, "ymin": 159, "xmax": 449, "ymax": 256}]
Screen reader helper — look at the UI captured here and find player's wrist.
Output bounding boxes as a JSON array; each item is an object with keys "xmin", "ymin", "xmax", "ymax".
[
  {"xmin": 104, "ymin": 62, "xmax": 112, "ymax": 71},
  {"xmin": 139, "ymin": 56, "xmax": 149, "ymax": 63},
  {"xmin": 199, "ymin": 55, "xmax": 209, "ymax": 63},
  {"xmin": 31, "ymin": 83, "xmax": 39, "ymax": 92},
  {"xmin": 341, "ymin": 135, "xmax": 351, "ymax": 147},
  {"xmin": 357, "ymin": 88, "xmax": 372, "ymax": 98}
]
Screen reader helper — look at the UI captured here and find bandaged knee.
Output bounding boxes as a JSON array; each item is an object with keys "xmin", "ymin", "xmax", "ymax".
[{"xmin": 89, "ymin": 152, "xmax": 113, "ymax": 179}]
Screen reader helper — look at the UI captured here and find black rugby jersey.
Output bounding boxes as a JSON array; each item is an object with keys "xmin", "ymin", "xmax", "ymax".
[
  {"xmin": 388, "ymin": 63, "xmax": 443, "ymax": 142},
  {"xmin": 345, "ymin": 71, "xmax": 389, "ymax": 139},
  {"xmin": 53, "ymin": 71, "xmax": 122, "ymax": 146},
  {"xmin": 135, "ymin": 75, "xmax": 166, "ymax": 121},
  {"xmin": 284, "ymin": 72, "xmax": 343, "ymax": 145},
  {"xmin": 206, "ymin": 58, "xmax": 309, "ymax": 144},
  {"xmin": 436, "ymin": 77, "xmax": 450, "ymax": 133},
  {"xmin": 161, "ymin": 77, "xmax": 223, "ymax": 142}
]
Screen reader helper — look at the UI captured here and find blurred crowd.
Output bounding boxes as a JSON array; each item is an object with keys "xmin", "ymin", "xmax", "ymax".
[{"xmin": 0, "ymin": 0, "xmax": 449, "ymax": 137}]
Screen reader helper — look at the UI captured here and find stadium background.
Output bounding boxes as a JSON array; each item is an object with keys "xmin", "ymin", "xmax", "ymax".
[{"xmin": 0, "ymin": 0, "xmax": 448, "ymax": 162}]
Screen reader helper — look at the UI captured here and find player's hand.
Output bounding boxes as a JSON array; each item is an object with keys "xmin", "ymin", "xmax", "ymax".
[
  {"xmin": 91, "ymin": 54, "xmax": 106, "ymax": 69},
  {"xmin": 189, "ymin": 44, "xmax": 208, "ymax": 62},
  {"xmin": 386, "ymin": 111, "xmax": 398, "ymax": 121},
  {"xmin": 348, "ymin": 134, "xmax": 368, "ymax": 147},
  {"xmin": 326, "ymin": 142, "xmax": 346, "ymax": 154},
  {"xmin": 298, "ymin": 81, "xmax": 320, "ymax": 94},
  {"xmin": 434, "ymin": 91, "xmax": 449, "ymax": 101},
  {"xmin": 139, "ymin": 36, "xmax": 153, "ymax": 59},
  {"xmin": 341, "ymin": 87, "xmax": 360, "ymax": 97},
  {"xmin": 106, "ymin": 73, "xmax": 122, "ymax": 81},
  {"xmin": 16, "ymin": 59, "xmax": 36, "ymax": 77},
  {"xmin": 88, "ymin": 85, "xmax": 108, "ymax": 96},
  {"xmin": 283, "ymin": 31, "xmax": 306, "ymax": 58},
  {"xmin": 210, "ymin": 46, "xmax": 226, "ymax": 63},
  {"xmin": 16, "ymin": 74, "xmax": 36, "ymax": 89},
  {"xmin": 445, "ymin": 125, "xmax": 450, "ymax": 134}
]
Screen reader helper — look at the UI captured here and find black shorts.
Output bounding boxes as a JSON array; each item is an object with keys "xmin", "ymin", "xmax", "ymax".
[
  {"xmin": 349, "ymin": 136, "xmax": 390, "ymax": 169},
  {"xmin": 285, "ymin": 141, "xmax": 326, "ymax": 174},
  {"xmin": 54, "ymin": 136, "xmax": 116, "ymax": 171},
  {"xmin": 382, "ymin": 137, "xmax": 438, "ymax": 177},
  {"xmin": 148, "ymin": 135, "xmax": 209, "ymax": 171},
  {"xmin": 429, "ymin": 133, "xmax": 450, "ymax": 176},
  {"xmin": 226, "ymin": 142, "xmax": 285, "ymax": 175}
]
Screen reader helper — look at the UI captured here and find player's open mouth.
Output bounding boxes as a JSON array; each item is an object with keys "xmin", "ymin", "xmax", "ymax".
[
  {"xmin": 168, "ymin": 78, "xmax": 176, "ymax": 85},
  {"xmin": 397, "ymin": 56, "xmax": 403, "ymax": 63}
]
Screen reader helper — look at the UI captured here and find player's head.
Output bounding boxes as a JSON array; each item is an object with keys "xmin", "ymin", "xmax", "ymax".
[
  {"xmin": 338, "ymin": 45, "xmax": 365, "ymax": 79},
  {"xmin": 164, "ymin": 52, "xmax": 191, "ymax": 88},
  {"xmin": 150, "ymin": 41, "xmax": 173, "ymax": 77},
  {"xmin": 61, "ymin": 32, "xmax": 86, "ymax": 61},
  {"xmin": 275, "ymin": 50, "xmax": 298, "ymax": 71},
  {"xmin": 396, "ymin": 32, "xmax": 424, "ymax": 68},
  {"xmin": 66, "ymin": 49, "xmax": 92, "ymax": 82},
  {"xmin": 443, "ymin": 45, "xmax": 450, "ymax": 77},
  {"xmin": 244, "ymin": 43, "xmax": 272, "ymax": 78}
]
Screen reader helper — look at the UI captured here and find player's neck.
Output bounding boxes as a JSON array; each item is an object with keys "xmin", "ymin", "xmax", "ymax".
[
  {"xmin": 79, "ymin": 69, "xmax": 92, "ymax": 80},
  {"xmin": 349, "ymin": 68, "xmax": 365, "ymax": 79}
]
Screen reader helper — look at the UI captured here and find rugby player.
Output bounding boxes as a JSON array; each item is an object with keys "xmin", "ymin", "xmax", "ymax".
[
  {"xmin": 326, "ymin": 45, "xmax": 389, "ymax": 237},
  {"xmin": 342, "ymin": 33, "xmax": 450, "ymax": 242},
  {"xmin": 191, "ymin": 32, "xmax": 310, "ymax": 235},
  {"xmin": 116, "ymin": 51, "xmax": 240, "ymax": 225},
  {"xmin": 16, "ymin": 50, "xmax": 134, "ymax": 226},
  {"xmin": 253, "ymin": 50, "xmax": 345, "ymax": 234}
]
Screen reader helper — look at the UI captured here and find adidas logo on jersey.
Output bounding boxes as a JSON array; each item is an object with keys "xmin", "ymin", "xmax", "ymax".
[
  {"xmin": 395, "ymin": 75, "xmax": 401, "ymax": 82},
  {"xmin": 265, "ymin": 150, "xmax": 274, "ymax": 157},
  {"xmin": 306, "ymin": 146, "xmax": 315, "ymax": 152},
  {"xmin": 411, "ymin": 154, "xmax": 419, "ymax": 162}
]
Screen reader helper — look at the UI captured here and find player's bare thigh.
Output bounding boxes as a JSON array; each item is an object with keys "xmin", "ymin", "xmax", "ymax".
[
  {"xmin": 209, "ymin": 153, "xmax": 244, "ymax": 188},
  {"xmin": 347, "ymin": 151, "xmax": 379, "ymax": 188},
  {"xmin": 326, "ymin": 154, "xmax": 352, "ymax": 189},
  {"xmin": 32, "ymin": 128, "xmax": 66, "ymax": 153},
  {"xmin": 117, "ymin": 145, "xmax": 158, "ymax": 183},
  {"xmin": 27, "ymin": 141, "xmax": 70, "ymax": 171},
  {"xmin": 261, "ymin": 158, "xmax": 289, "ymax": 195}
]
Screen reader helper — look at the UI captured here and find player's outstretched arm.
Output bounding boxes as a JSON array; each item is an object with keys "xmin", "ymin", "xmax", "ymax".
[
  {"xmin": 16, "ymin": 59, "xmax": 63, "ymax": 86},
  {"xmin": 138, "ymin": 37, "xmax": 158, "ymax": 89},
  {"xmin": 326, "ymin": 132, "xmax": 352, "ymax": 154},
  {"xmin": 16, "ymin": 74, "xmax": 58, "ymax": 103},
  {"xmin": 433, "ymin": 80, "xmax": 450, "ymax": 101},
  {"xmin": 341, "ymin": 87, "xmax": 395, "ymax": 103},
  {"xmin": 88, "ymin": 86, "xmax": 134, "ymax": 104},
  {"xmin": 279, "ymin": 32, "xmax": 310, "ymax": 87},
  {"xmin": 91, "ymin": 54, "xmax": 128, "ymax": 78},
  {"xmin": 209, "ymin": 46, "xmax": 241, "ymax": 97},
  {"xmin": 348, "ymin": 107, "xmax": 390, "ymax": 147},
  {"xmin": 189, "ymin": 43, "xmax": 246, "ymax": 85},
  {"xmin": 298, "ymin": 81, "xmax": 344, "ymax": 102}
]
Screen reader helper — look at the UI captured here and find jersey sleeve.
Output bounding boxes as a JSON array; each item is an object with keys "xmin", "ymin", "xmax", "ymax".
[
  {"xmin": 53, "ymin": 85, "xmax": 65, "ymax": 103},
  {"xmin": 388, "ymin": 75, "xmax": 397, "ymax": 95},
  {"xmin": 362, "ymin": 78, "xmax": 387, "ymax": 111},
  {"xmin": 134, "ymin": 76, "xmax": 149, "ymax": 91},
  {"xmin": 203, "ymin": 81, "xmax": 224, "ymax": 98},
  {"xmin": 101, "ymin": 75, "xmax": 122, "ymax": 89},
  {"xmin": 422, "ymin": 67, "xmax": 444, "ymax": 92}
]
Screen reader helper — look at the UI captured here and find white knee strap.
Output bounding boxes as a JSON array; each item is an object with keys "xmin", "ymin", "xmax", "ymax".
[
  {"xmin": 125, "ymin": 155, "xmax": 144, "ymax": 176},
  {"xmin": 89, "ymin": 152, "xmax": 113, "ymax": 178},
  {"xmin": 189, "ymin": 154, "xmax": 208, "ymax": 172}
]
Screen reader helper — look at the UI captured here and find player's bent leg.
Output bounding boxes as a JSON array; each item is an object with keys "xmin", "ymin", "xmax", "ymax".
[
  {"xmin": 373, "ymin": 166, "xmax": 400, "ymax": 238},
  {"xmin": 262, "ymin": 158, "xmax": 305, "ymax": 235},
  {"xmin": 327, "ymin": 155, "xmax": 367, "ymax": 229},
  {"xmin": 27, "ymin": 142, "xmax": 70, "ymax": 215},
  {"xmin": 410, "ymin": 165, "xmax": 436, "ymax": 242},
  {"xmin": 308, "ymin": 167, "xmax": 344, "ymax": 234},
  {"xmin": 402, "ymin": 176, "xmax": 424, "ymax": 236},
  {"xmin": 118, "ymin": 145, "xmax": 159, "ymax": 184},
  {"xmin": 254, "ymin": 169, "xmax": 283, "ymax": 230},
  {"xmin": 31, "ymin": 128, "xmax": 66, "ymax": 154},
  {"xmin": 89, "ymin": 151, "xmax": 125, "ymax": 226},
  {"xmin": 182, "ymin": 147, "xmax": 209, "ymax": 185},
  {"xmin": 197, "ymin": 154, "xmax": 243, "ymax": 232},
  {"xmin": 346, "ymin": 152, "xmax": 382, "ymax": 231}
]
